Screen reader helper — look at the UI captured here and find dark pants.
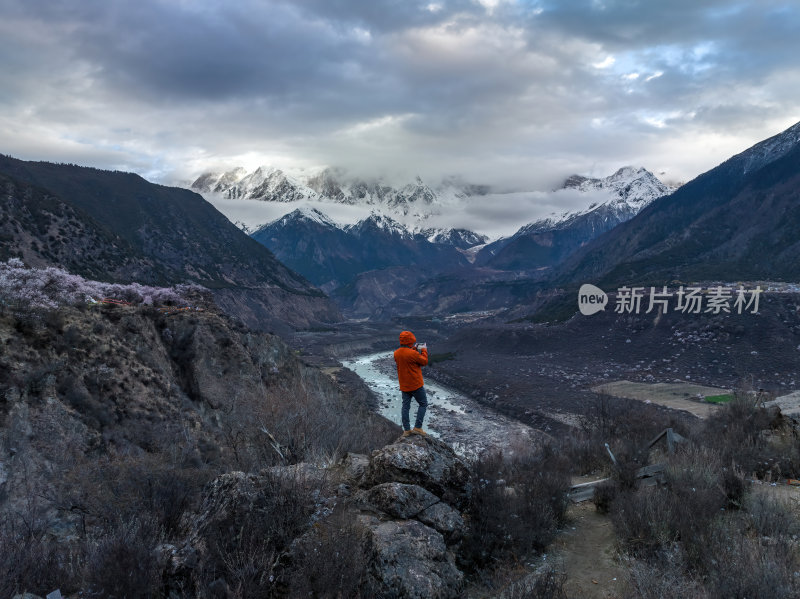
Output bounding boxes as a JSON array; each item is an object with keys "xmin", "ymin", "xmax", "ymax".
[{"xmin": 401, "ymin": 386, "xmax": 428, "ymax": 430}]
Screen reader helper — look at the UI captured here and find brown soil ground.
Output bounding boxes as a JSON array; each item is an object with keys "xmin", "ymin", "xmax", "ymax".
[
  {"xmin": 554, "ymin": 478, "xmax": 626, "ymax": 599},
  {"xmin": 592, "ymin": 380, "xmax": 728, "ymax": 419}
]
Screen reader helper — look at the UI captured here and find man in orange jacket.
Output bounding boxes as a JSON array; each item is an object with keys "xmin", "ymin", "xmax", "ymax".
[{"xmin": 394, "ymin": 330, "xmax": 429, "ymax": 437}]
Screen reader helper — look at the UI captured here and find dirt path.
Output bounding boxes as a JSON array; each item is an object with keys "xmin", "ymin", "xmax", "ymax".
[{"xmin": 553, "ymin": 499, "xmax": 625, "ymax": 598}]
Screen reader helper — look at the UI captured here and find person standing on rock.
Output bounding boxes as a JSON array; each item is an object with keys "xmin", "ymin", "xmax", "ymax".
[{"xmin": 394, "ymin": 330, "xmax": 429, "ymax": 437}]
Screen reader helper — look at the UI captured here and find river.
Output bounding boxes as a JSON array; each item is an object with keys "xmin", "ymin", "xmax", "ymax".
[{"xmin": 341, "ymin": 351, "xmax": 541, "ymax": 459}]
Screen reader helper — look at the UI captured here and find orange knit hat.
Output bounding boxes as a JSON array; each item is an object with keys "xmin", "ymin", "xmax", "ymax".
[{"xmin": 398, "ymin": 330, "xmax": 416, "ymax": 345}]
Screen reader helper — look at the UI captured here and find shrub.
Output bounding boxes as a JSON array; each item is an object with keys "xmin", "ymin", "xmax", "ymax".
[
  {"xmin": 592, "ymin": 479, "xmax": 618, "ymax": 514},
  {"xmin": 583, "ymin": 393, "xmax": 687, "ymax": 448},
  {"xmin": 463, "ymin": 446, "xmax": 571, "ymax": 568},
  {"xmin": 614, "ymin": 455, "xmax": 643, "ymax": 491},
  {"xmin": 83, "ymin": 516, "xmax": 164, "ymax": 599},
  {"xmin": 624, "ymin": 549, "xmax": 707, "ymax": 599},
  {"xmin": 503, "ymin": 567, "xmax": 567, "ymax": 599},
  {"xmin": 24, "ymin": 361, "xmax": 61, "ymax": 396},
  {"xmin": 721, "ymin": 465, "xmax": 747, "ymax": 509},
  {"xmin": 190, "ymin": 471, "xmax": 320, "ymax": 597},
  {"xmin": 219, "ymin": 373, "xmax": 397, "ymax": 471},
  {"xmin": 702, "ymin": 518, "xmax": 799, "ymax": 599},
  {"xmin": 573, "ymin": 394, "xmax": 691, "ymax": 478},
  {"xmin": 612, "ymin": 486, "xmax": 676, "ymax": 559},
  {"xmin": 557, "ymin": 432, "xmax": 607, "ymax": 475},
  {"xmin": 287, "ymin": 505, "xmax": 372, "ymax": 598},
  {"xmin": 56, "ymin": 454, "xmax": 213, "ymax": 537},
  {"xmin": 0, "ymin": 258, "xmax": 201, "ymax": 311},
  {"xmin": 0, "ymin": 516, "xmax": 81, "ymax": 598},
  {"xmin": 701, "ymin": 393, "xmax": 779, "ymax": 475},
  {"xmin": 745, "ymin": 489, "xmax": 800, "ymax": 539},
  {"xmin": 595, "ymin": 384, "xmax": 800, "ymax": 599},
  {"xmin": 13, "ymin": 310, "xmax": 42, "ymax": 337},
  {"xmin": 612, "ymin": 446, "xmax": 728, "ymax": 561},
  {"xmin": 613, "ymin": 396, "xmax": 800, "ymax": 599}
]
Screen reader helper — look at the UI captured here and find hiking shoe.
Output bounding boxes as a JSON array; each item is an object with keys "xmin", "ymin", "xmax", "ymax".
[
  {"xmin": 402, "ymin": 430, "xmax": 413, "ymax": 437},
  {"xmin": 412, "ymin": 427, "xmax": 427, "ymax": 436}
]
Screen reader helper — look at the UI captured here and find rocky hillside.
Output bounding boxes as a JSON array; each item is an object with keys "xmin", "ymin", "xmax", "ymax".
[
  {"xmin": 0, "ymin": 173, "xmax": 158, "ymax": 282},
  {"xmin": 0, "ymin": 155, "xmax": 340, "ymax": 331},
  {"xmin": 0, "ymin": 295, "xmax": 571, "ymax": 597},
  {"xmin": 0, "ymin": 294, "xmax": 399, "ymax": 595},
  {"xmin": 0, "ymin": 299, "xmax": 394, "ymax": 491},
  {"xmin": 558, "ymin": 121, "xmax": 800, "ymax": 286}
]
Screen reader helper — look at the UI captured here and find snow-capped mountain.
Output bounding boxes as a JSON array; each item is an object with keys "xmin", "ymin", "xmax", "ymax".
[
  {"xmin": 344, "ymin": 212, "xmax": 416, "ymax": 239},
  {"xmin": 521, "ymin": 170, "xmax": 668, "ymax": 235},
  {"xmin": 420, "ymin": 228, "xmax": 489, "ymax": 249},
  {"xmin": 191, "ymin": 164, "xmax": 673, "ymax": 235},
  {"xmin": 561, "ymin": 166, "xmax": 671, "ymax": 211},
  {"xmin": 308, "ymin": 169, "xmax": 445, "ymax": 213},
  {"xmin": 273, "ymin": 205, "xmax": 340, "ymax": 229},
  {"xmin": 191, "ymin": 166, "xmax": 472, "ymax": 220},
  {"xmin": 560, "ymin": 119, "xmax": 800, "ymax": 285},
  {"xmin": 194, "ymin": 163, "xmax": 675, "ymax": 309},
  {"xmin": 476, "ymin": 166, "xmax": 674, "ymax": 270},
  {"xmin": 192, "ymin": 166, "xmax": 318, "ymax": 202}
]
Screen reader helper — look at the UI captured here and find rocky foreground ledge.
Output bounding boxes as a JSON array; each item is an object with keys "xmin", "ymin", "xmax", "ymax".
[{"xmin": 166, "ymin": 434, "xmax": 471, "ymax": 599}]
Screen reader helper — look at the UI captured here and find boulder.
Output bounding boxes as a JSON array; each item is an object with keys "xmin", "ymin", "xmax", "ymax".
[
  {"xmin": 361, "ymin": 516, "xmax": 463, "ymax": 598},
  {"xmin": 339, "ymin": 452, "xmax": 370, "ymax": 484},
  {"xmin": 417, "ymin": 502, "xmax": 466, "ymax": 543},
  {"xmin": 359, "ymin": 482, "xmax": 440, "ymax": 519},
  {"xmin": 365, "ymin": 435, "xmax": 470, "ymax": 508}
]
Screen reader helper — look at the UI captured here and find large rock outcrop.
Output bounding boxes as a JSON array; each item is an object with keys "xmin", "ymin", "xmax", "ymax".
[
  {"xmin": 359, "ymin": 516, "xmax": 463, "ymax": 599},
  {"xmin": 360, "ymin": 482, "xmax": 440, "ymax": 519},
  {"xmin": 168, "ymin": 435, "xmax": 472, "ymax": 598},
  {"xmin": 351, "ymin": 435, "xmax": 472, "ymax": 598},
  {"xmin": 365, "ymin": 434, "xmax": 471, "ymax": 508}
]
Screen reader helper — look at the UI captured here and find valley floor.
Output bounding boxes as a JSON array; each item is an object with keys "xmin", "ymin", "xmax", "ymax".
[
  {"xmin": 289, "ymin": 299, "xmax": 800, "ymax": 597},
  {"xmin": 293, "ymin": 291, "xmax": 800, "ymax": 445}
]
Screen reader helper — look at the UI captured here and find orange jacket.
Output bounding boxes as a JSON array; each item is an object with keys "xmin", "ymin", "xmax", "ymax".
[{"xmin": 394, "ymin": 345, "xmax": 428, "ymax": 392}]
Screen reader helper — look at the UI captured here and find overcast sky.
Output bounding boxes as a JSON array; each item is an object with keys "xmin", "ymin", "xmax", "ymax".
[{"xmin": 1, "ymin": 0, "xmax": 799, "ymax": 193}]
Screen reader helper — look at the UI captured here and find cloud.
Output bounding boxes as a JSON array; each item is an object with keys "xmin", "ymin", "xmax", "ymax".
[
  {"xmin": 205, "ymin": 184, "xmax": 615, "ymax": 241},
  {"xmin": 0, "ymin": 0, "xmax": 798, "ymax": 191},
  {"xmin": 422, "ymin": 188, "xmax": 614, "ymax": 238}
]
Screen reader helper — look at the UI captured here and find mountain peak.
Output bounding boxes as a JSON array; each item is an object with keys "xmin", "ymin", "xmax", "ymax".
[
  {"xmin": 291, "ymin": 206, "xmax": 339, "ymax": 227},
  {"xmin": 475, "ymin": 165, "xmax": 675, "ymax": 270},
  {"xmin": 191, "ymin": 167, "xmax": 462, "ymax": 218},
  {"xmin": 610, "ymin": 165, "xmax": 646, "ymax": 179},
  {"xmin": 346, "ymin": 212, "xmax": 411, "ymax": 238},
  {"xmin": 421, "ymin": 227, "xmax": 489, "ymax": 249},
  {"xmin": 560, "ymin": 165, "xmax": 672, "ymax": 210}
]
